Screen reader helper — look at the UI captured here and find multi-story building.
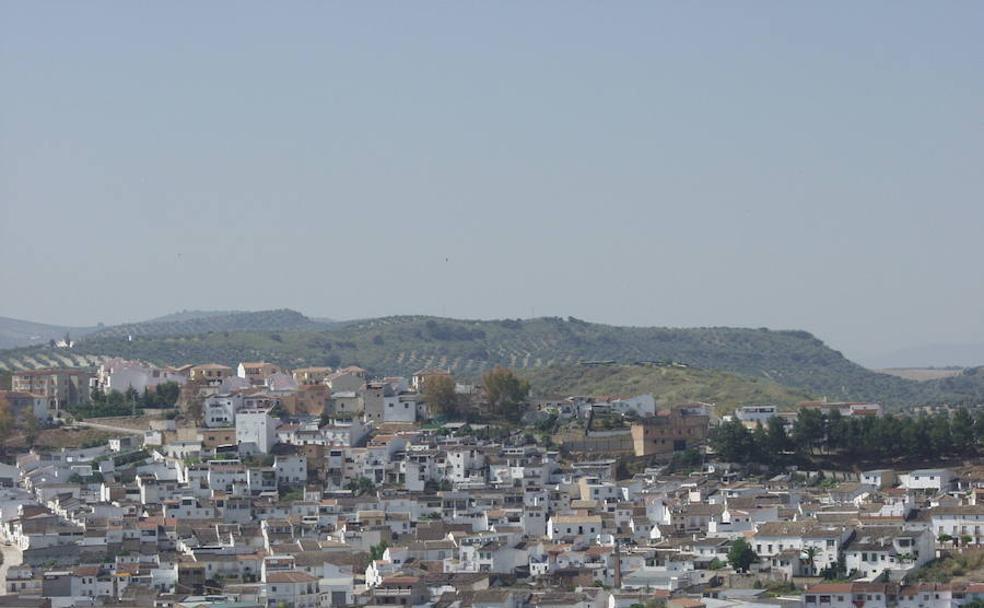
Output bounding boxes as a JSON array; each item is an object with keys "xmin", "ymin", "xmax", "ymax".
[
  {"xmin": 754, "ymin": 522, "xmax": 852, "ymax": 576},
  {"xmin": 264, "ymin": 570, "xmax": 319, "ymax": 608},
  {"xmin": 291, "ymin": 367, "xmax": 334, "ymax": 385},
  {"xmin": 630, "ymin": 405, "xmax": 710, "ymax": 457},
  {"xmin": 91, "ymin": 357, "xmax": 186, "ymax": 395},
  {"xmin": 930, "ymin": 505, "xmax": 984, "ymax": 545},
  {"xmin": 237, "ymin": 361, "xmax": 282, "ymax": 386},
  {"xmin": 11, "ymin": 368, "xmax": 92, "ymax": 412},
  {"xmin": 188, "ymin": 364, "xmax": 234, "ymax": 387},
  {"xmin": 547, "ymin": 514, "xmax": 602, "ymax": 541},
  {"xmin": 843, "ymin": 527, "xmax": 934, "ymax": 579},
  {"xmin": 236, "ymin": 408, "xmax": 280, "ymax": 454},
  {"xmin": 734, "ymin": 405, "xmax": 780, "ymax": 427},
  {"xmin": 900, "ymin": 469, "xmax": 955, "ymax": 492},
  {"xmin": 203, "ymin": 393, "xmax": 244, "ymax": 428}
]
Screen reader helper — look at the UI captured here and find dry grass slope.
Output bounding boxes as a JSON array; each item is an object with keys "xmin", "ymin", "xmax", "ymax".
[{"xmin": 521, "ymin": 364, "xmax": 814, "ymax": 414}]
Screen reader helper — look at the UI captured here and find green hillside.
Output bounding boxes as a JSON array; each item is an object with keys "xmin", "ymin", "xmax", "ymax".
[
  {"xmin": 1, "ymin": 312, "xmax": 983, "ymax": 408},
  {"xmin": 521, "ymin": 364, "xmax": 814, "ymax": 413},
  {"xmin": 0, "ymin": 316, "xmax": 99, "ymax": 350}
]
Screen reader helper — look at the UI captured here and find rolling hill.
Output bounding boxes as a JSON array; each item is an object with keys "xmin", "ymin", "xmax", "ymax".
[
  {"xmin": 0, "ymin": 309, "xmax": 311, "ymax": 349},
  {"xmin": 0, "ymin": 316, "xmax": 99, "ymax": 350},
  {"xmin": 86, "ymin": 309, "xmax": 322, "ymax": 339},
  {"xmin": 1, "ymin": 311, "xmax": 983, "ymax": 408}
]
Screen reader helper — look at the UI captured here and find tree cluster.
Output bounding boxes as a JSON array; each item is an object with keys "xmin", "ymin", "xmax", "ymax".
[
  {"xmin": 79, "ymin": 382, "xmax": 182, "ymax": 418},
  {"xmin": 481, "ymin": 366, "xmax": 531, "ymax": 418},
  {"xmin": 710, "ymin": 407, "xmax": 984, "ymax": 465},
  {"xmin": 728, "ymin": 538, "xmax": 758, "ymax": 573},
  {"xmin": 345, "ymin": 476, "xmax": 376, "ymax": 496},
  {"xmin": 94, "ymin": 382, "xmax": 180, "ymax": 408},
  {"xmin": 0, "ymin": 394, "xmax": 14, "ymax": 452},
  {"xmin": 423, "ymin": 319, "xmax": 486, "ymax": 341},
  {"xmin": 422, "ymin": 375, "xmax": 459, "ymax": 418}
]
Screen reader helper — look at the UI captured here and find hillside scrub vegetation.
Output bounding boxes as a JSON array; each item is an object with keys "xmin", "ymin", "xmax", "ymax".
[{"xmin": 521, "ymin": 364, "xmax": 813, "ymax": 413}]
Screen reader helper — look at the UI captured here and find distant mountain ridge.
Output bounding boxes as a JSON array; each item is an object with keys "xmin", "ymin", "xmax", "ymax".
[
  {"xmin": 142, "ymin": 310, "xmax": 247, "ymax": 324},
  {"xmin": 2, "ymin": 310, "xmax": 983, "ymax": 408}
]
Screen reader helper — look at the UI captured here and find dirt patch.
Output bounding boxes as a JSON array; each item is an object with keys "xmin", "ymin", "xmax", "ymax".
[
  {"xmin": 15, "ymin": 427, "xmax": 116, "ymax": 450},
  {"xmin": 876, "ymin": 368, "xmax": 964, "ymax": 381}
]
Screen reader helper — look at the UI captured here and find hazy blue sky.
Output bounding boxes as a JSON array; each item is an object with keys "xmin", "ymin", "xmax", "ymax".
[{"xmin": 2, "ymin": 3, "xmax": 982, "ymax": 365}]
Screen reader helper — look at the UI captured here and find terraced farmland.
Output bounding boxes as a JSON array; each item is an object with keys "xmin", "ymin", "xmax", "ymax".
[{"xmin": 0, "ymin": 350, "xmax": 108, "ymax": 371}]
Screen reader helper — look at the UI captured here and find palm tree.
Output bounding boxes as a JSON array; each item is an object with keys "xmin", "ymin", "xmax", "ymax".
[{"xmin": 802, "ymin": 546, "xmax": 820, "ymax": 576}]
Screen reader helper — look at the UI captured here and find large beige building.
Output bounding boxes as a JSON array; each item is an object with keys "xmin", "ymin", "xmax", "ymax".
[
  {"xmin": 188, "ymin": 364, "xmax": 234, "ymax": 386},
  {"xmin": 630, "ymin": 405, "xmax": 710, "ymax": 457}
]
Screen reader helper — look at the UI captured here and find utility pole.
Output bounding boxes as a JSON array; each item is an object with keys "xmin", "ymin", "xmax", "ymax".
[{"xmin": 614, "ymin": 538, "xmax": 622, "ymax": 588}]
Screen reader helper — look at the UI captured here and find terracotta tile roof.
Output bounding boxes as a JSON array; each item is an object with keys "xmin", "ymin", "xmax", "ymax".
[{"xmin": 265, "ymin": 570, "xmax": 318, "ymax": 583}]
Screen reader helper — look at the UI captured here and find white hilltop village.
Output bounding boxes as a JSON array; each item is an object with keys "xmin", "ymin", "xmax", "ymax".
[{"xmin": 0, "ymin": 356, "xmax": 981, "ymax": 608}]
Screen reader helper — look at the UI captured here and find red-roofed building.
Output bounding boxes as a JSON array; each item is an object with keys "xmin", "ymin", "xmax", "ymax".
[{"xmin": 265, "ymin": 570, "xmax": 319, "ymax": 607}]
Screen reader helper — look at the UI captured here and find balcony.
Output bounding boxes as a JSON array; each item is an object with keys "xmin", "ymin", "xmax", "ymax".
[{"xmin": 373, "ymin": 587, "xmax": 414, "ymax": 596}]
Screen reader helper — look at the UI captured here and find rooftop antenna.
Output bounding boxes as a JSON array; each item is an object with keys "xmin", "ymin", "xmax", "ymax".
[{"xmin": 442, "ymin": 256, "xmax": 449, "ymax": 317}]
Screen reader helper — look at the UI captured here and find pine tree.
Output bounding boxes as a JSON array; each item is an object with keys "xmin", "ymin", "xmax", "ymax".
[
  {"xmin": 766, "ymin": 416, "xmax": 790, "ymax": 455},
  {"xmin": 952, "ymin": 408, "xmax": 976, "ymax": 455}
]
